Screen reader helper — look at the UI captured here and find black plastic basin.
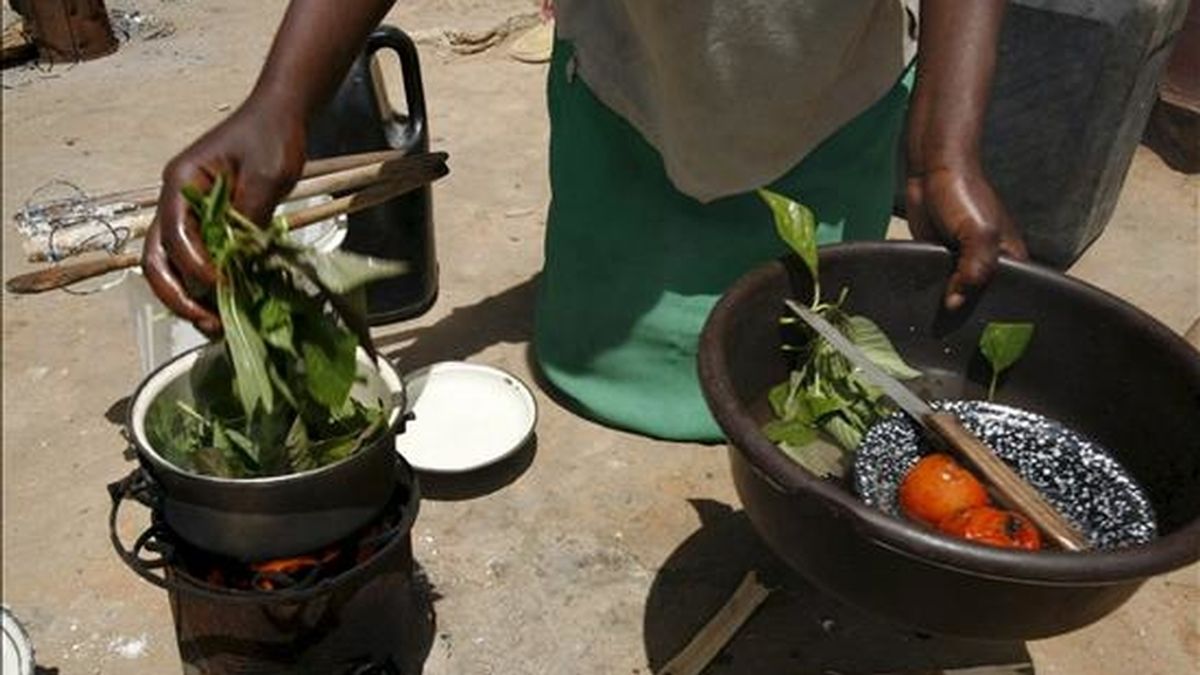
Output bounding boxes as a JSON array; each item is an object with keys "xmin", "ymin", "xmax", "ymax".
[{"xmin": 698, "ymin": 241, "xmax": 1200, "ymax": 640}]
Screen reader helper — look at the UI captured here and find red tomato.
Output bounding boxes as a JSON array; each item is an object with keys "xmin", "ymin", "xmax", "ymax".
[
  {"xmin": 898, "ymin": 453, "xmax": 991, "ymax": 526},
  {"xmin": 938, "ymin": 506, "xmax": 1043, "ymax": 550}
]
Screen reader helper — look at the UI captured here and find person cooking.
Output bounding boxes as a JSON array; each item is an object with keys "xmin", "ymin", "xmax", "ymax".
[{"xmin": 143, "ymin": 0, "xmax": 1028, "ymax": 442}]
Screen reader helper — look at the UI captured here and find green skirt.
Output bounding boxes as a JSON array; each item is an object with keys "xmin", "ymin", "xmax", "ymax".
[{"xmin": 534, "ymin": 41, "xmax": 913, "ymax": 441}]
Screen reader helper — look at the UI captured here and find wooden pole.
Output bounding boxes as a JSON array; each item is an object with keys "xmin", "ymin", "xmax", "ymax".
[{"xmin": 23, "ymin": 0, "xmax": 118, "ymax": 63}]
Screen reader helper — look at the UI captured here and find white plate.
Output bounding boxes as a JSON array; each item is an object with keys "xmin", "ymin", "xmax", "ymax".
[
  {"xmin": 395, "ymin": 362, "xmax": 537, "ymax": 473},
  {"xmin": 3, "ymin": 606, "xmax": 33, "ymax": 675}
]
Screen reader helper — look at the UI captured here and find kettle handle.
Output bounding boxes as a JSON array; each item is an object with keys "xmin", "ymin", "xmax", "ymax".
[{"xmin": 366, "ymin": 26, "xmax": 429, "ymax": 150}]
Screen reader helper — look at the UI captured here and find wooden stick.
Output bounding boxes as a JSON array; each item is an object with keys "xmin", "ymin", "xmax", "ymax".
[
  {"xmin": 5, "ymin": 160, "xmax": 448, "ymax": 295},
  {"xmin": 21, "ymin": 152, "xmax": 449, "ymax": 262},
  {"xmin": 656, "ymin": 571, "xmax": 771, "ymax": 675},
  {"xmin": 300, "ymin": 149, "xmax": 412, "ymax": 179},
  {"xmin": 6, "ymin": 252, "xmax": 143, "ymax": 294},
  {"xmin": 286, "ymin": 162, "xmax": 447, "ymax": 229},
  {"xmin": 288, "ymin": 151, "xmax": 448, "ymax": 203},
  {"xmin": 65, "ymin": 148, "xmax": 419, "ymax": 210}
]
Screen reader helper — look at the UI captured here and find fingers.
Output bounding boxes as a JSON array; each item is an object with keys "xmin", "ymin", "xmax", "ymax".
[
  {"xmin": 142, "ymin": 219, "xmax": 222, "ymax": 336},
  {"xmin": 945, "ymin": 227, "xmax": 1000, "ymax": 311},
  {"xmin": 160, "ymin": 160, "xmax": 218, "ymax": 288},
  {"xmin": 998, "ymin": 218, "xmax": 1030, "ymax": 262}
]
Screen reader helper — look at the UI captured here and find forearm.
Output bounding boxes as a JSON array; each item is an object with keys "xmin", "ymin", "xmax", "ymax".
[
  {"xmin": 908, "ymin": 0, "xmax": 1007, "ymax": 174},
  {"xmin": 250, "ymin": 0, "xmax": 398, "ymax": 121}
]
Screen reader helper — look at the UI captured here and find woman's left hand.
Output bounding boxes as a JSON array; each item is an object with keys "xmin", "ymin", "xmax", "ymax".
[{"xmin": 905, "ymin": 165, "xmax": 1029, "ymax": 311}]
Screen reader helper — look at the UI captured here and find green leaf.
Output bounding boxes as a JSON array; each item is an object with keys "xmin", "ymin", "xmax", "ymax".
[
  {"xmin": 980, "ymin": 321, "xmax": 1035, "ymax": 400},
  {"xmin": 842, "ymin": 314, "xmax": 922, "ymax": 380},
  {"xmin": 767, "ymin": 370, "xmax": 805, "ymax": 420},
  {"xmin": 802, "ymin": 393, "xmax": 845, "ymax": 421},
  {"xmin": 273, "ymin": 252, "xmax": 380, "ymax": 361},
  {"xmin": 763, "ymin": 417, "xmax": 818, "ymax": 446},
  {"xmin": 266, "ymin": 361, "xmax": 298, "ymax": 409},
  {"xmin": 822, "ymin": 414, "xmax": 863, "ymax": 451},
  {"xmin": 777, "ymin": 439, "xmax": 849, "ymax": 478},
  {"xmin": 305, "ymin": 433, "xmax": 361, "ymax": 466},
  {"xmin": 145, "ymin": 399, "xmax": 205, "ymax": 472},
  {"xmin": 216, "ymin": 273, "xmax": 275, "ymax": 417},
  {"xmin": 189, "ymin": 344, "xmax": 241, "ymax": 418},
  {"xmin": 191, "ymin": 175, "xmax": 232, "ymax": 263},
  {"xmin": 258, "ymin": 296, "xmax": 296, "ymax": 355},
  {"xmin": 224, "ymin": 427, "xmax": 260, "ymax": 465},
  {"xmin": 294, "ymin": 249, "xmax": 409, "ymax": 295},
  {"xmin": 192, "ymin": 446, "xmax": 234, "ymax": 478},
  {"xmin": 325, "ymin": 287, "xmax": 377, "ymax": 361},
  {"xmin": 284, "ymin": 415, "xmax": 318, "ymax": 473},
  {"xmin": 299, "ymin": 322, "xmax": 359, "ymax": 410},
  {"xmin": 759, "ymin": 189, "xmax": 818, "ymax": 292},
  {"xmin": 203, "ymin": 173, "xmax": 229, "ymax": 226},
  {"xmin": 211, "ymin": 418, "xmax": 230, "ymax": 452},
  {"xmin": 250, "ymin": 406, "xmax": 294, "ymax": 475}
]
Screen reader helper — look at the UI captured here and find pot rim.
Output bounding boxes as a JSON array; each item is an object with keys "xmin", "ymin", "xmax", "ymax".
[
  {"xmin": 699, "ymin": 241, "xmax": 1200, "ymax": 585},
  {"xmin": 128, "ymin": 344, "xmax": 406, "ymax": 486}
]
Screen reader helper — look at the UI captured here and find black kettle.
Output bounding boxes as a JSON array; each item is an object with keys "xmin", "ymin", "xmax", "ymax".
[{"xmin": 306, "ymin": 25, "xmax": 437, "ymax": 325}]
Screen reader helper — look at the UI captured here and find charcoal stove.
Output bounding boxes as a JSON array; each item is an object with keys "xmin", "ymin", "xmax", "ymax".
[{"xmin": 109, "ymin": 460, "xmax": 433, "ymax": 675}]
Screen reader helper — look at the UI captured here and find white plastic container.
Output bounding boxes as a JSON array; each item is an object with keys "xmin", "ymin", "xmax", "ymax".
[{"xmin": 125, "ymin": 201, "xmax": 347, "ymax": 375}]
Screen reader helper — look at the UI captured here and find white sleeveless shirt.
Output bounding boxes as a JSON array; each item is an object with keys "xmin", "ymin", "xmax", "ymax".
[{"xmin": 556, "ymin": 0, "xmax": 916, "ymax": 202}]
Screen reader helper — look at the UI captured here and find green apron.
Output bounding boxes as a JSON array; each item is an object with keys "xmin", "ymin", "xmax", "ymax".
[{"xmin": 534, "ymin": 41, "xmax": 914, "ymax": 441}]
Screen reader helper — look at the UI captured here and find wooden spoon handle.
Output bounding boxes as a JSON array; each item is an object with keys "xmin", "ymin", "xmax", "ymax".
[
  {"xmin": 926, "ymin": 412, "xmax": 1090, "ymax": 551},
  {"xmin": 5, "ymin": 252, "xmax": 141, "ymax": 294}
]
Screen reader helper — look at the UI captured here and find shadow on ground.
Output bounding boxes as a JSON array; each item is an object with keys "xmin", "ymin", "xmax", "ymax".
[
  {"xmin": 643, "ymin": 499, "xmax": 1033, "ymax": 674},
  {"xmin": 378, "ymin": 276, "xmax": 538, "ymax": 369},
  {"xmin": 416, "ymin": 436, "xmax": 538, "ymax": 501}
]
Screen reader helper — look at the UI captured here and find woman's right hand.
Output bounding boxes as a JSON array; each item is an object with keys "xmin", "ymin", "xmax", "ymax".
[{"xmin": 142, "ymin": 95, "xmax": 307, "ymax": 335}]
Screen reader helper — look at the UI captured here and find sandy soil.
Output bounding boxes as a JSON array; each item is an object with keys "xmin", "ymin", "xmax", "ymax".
[{"xmin": 2, "ymin": 1, "xmax": 1197, "ymax": 673}]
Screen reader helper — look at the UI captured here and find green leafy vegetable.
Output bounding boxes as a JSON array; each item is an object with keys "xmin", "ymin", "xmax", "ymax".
[
  {"xmin": 757, "ymin": 191, "xmax": 923, "ymax": 477},
  {"xmin": 293, "ymin": 248, "xmax": 409, "ymax": 295},
  {"xmin": 979, "ymin": 321, "xmax": 1035, "ymax": 400},
  {"xmin": 759, "ymin": 188, "xmax": 819, "ymax": 305},
  {"xmin": 216, "ymin": 271, "xmax": 275, "ymax": 417},
  {"xmin": 144, "ymin": 177, "xmax": 408, "ymax": 479},
  {"xmin": 300, "ymin": 323, "xmax": 359, "ymax": 410},
  {"xmin": 841, "ymin": 315, "xmax": 922, "ymax": 380}
]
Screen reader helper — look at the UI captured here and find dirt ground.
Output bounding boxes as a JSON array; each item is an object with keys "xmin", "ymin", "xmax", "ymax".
[{"xmin": 2, "ymin": 1, "xmax": 1197, "ymax": 673}]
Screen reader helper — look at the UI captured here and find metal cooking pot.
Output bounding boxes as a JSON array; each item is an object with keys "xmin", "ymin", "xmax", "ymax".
[
  {"xmin": 698, "ymin": 241, "xmax": 1200, "ymax": 640},
  {"xmin": 127, "ymin": 346, "xmax": 407, "ymax": 562}
]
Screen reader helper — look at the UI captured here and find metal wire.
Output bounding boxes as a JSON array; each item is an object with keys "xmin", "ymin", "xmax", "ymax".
[{"xmin": 17, "ymin": 179, "xmax": 134, "ymax": 294}]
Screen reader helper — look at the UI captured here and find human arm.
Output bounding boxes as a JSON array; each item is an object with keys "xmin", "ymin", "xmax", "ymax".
[
  {"xmin": 143, "ymin": 0, "xmax": 397, "ymax": 334},
  {"xmin": 906, "ymin": 0, "xmax": 1029, "ymax": 311}
]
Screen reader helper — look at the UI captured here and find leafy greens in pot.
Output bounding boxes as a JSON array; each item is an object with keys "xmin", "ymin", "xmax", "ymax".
[
  {"xmin": 144, "ymin": 176, "xmax": 407, "ymax": 479},
  {"xmin": 758, "ymin": 189, "xmax": 921, "ymax": 478}
]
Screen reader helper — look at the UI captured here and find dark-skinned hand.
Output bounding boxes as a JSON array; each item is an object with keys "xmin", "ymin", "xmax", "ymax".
[
  {"xmin": 142, "ymin": 97, "xmax": 306, "ymax": 336},
  {"xmin": 905, "ymin": 166, "xmax": 1029, "ymax": 311}
]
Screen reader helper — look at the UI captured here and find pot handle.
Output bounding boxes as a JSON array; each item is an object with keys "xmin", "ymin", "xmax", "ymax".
[
  {"xmin": 108, "ymin": 469, "xmax": 256, "ymax": 603},
  {"xmin": 107, "ymin": 469, "xmax": 184, "ymax": 592},
  {"xmin": 107, "ymin": 470, "xmax": 261, "ymax": 601},
  {"xmin": 106, "ymin": 465, "xmax": 421, "ymax": 604}
]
